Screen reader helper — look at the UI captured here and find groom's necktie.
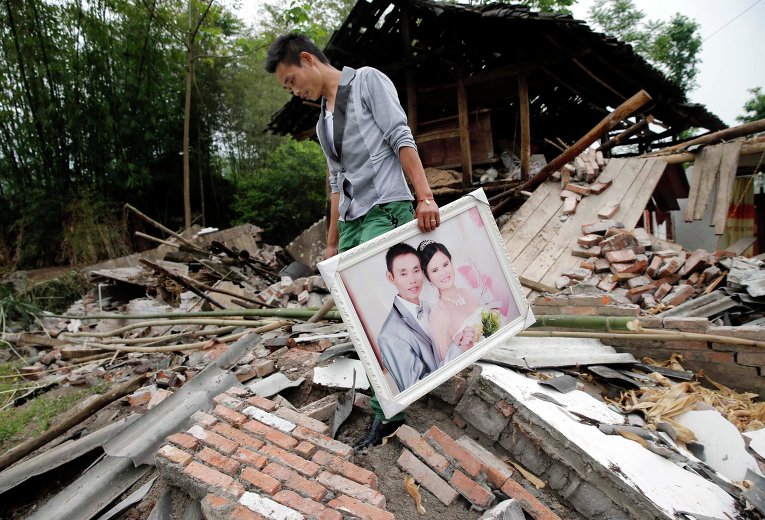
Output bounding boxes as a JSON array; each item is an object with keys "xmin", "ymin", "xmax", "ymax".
[{"xmin": 416, "ymin": 305, "xmax": 424, "ymax": 319}]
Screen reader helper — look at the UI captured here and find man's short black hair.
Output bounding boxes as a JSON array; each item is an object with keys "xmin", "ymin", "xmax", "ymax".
[
  {"xmin": 386, "ymin": 243, "xmax": 419, "ymax": 274},
  {"xmin": 265, "ymin": 32, "xmax": 329, "ymax": 73}
]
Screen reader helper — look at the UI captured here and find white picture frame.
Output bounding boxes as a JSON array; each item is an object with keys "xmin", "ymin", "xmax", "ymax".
[{"xmin": 318, "ymin": 189, "xmax": 533, "ymax": 419}]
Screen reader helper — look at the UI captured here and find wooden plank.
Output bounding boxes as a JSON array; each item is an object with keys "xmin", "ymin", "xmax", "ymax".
[
  {"xmin": 619, "ymin": 159, "xmax": 667, "ymax": 226},
  {"xmin": 501, "ymin": 180, "xmax": 560, "ymax": 243},
  {"xmin": 683, "ymin": 149, "xmax": 704, "ymax": 222},
  {"xmin": 711, "ymin": 141, "xmax": 743, "ymax": 234},
  {"xmin": 508, "ymin": 197, "xmax": 565, "ymax": 270},
  {"xmin": 457, "ymin": 69, "xmax": 472, "ymax": 186},
  {"xmin": 687, "ymin": 145, "xmax": 724, "ymax": 221},
  {"xmin": 518, "ymin": 74, "xmax": 531, "ymax": 180},
  {"xmin": 533, "ymin": 159, "xmax": 648, "ymax": 287}
]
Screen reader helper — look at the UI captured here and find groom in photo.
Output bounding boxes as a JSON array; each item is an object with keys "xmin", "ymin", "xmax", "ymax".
[{"xmin": 377, "ymin": 243, "xmax": 475, "ymax": 393}]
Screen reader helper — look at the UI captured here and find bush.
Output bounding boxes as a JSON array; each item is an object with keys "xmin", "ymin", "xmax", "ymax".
[{"xmin": 232, "ymin": 138, "xmax": 327, "ymax": 245}]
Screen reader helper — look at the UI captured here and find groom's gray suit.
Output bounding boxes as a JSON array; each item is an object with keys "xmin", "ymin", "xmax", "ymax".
[{"xmin": 377, "ymin": 298, "xmax": 462, "ymax": 393}]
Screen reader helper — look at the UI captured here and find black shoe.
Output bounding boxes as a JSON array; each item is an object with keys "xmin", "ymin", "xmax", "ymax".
[{"xmin": 353, "ymin": 419, "xmax": 404, "ymax": 452}]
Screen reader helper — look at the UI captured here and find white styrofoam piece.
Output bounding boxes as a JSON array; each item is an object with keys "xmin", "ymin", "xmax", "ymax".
[
  {"xmin": 744, "ymin": 428, "xmax": 765, "ymax": 460},
  {"xmin": 242, "ymin": 407, "xmax": 296, "ymax": 433},
  {"xmin": 478, "ymin": 363, "xmax": 738, "ymax": 518},
  {"xmin": 676, "ymin": 409, "xmax": 762, "ymax": 482},
  {"xmin": 312, "ymin": 358, "xmax": 370, "ymax": 390}
]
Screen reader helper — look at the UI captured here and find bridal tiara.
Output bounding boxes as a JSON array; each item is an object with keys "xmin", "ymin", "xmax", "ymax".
[{"xmin": 417, "ymin": 240, "xmax": 435, "ymax": 251}]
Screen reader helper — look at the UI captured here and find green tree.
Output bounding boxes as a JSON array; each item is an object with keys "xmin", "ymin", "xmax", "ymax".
[
  {"xmin": 232, "ymin": 138, "xmax": 327, "ymax": 245},
  {"xmin": 737, "ymin": 87, "xmax": 765, "ymax": 123},
  {"xmin": 588, "ymin": 0, "xmax": 702, "ymax": 91}
]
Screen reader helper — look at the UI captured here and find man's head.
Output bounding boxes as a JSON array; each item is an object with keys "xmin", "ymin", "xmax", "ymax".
[
  {"xmin": 265, "ymin": 33, "xmax": 330, "ymax": 101},
  {"xmin": 385, "ymin": 243, "xmax": 424, "ymax": 304}
]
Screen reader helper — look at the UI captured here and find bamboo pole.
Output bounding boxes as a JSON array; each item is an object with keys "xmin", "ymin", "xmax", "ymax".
[
  {"xmin": 50, "ymin": 308, "xmax": 339, "ymax": 321},
  {"xmin": 530, "ymin": 315, "xmax": 640, "ymax": 331},
  {"xmin": 63, "ymin": 320, "xmax": 268, "ymax": 339},
  {"xmin": 124, "ymin": 203, "xmax": 206, "ymax": 253},
  {"xmin": 0, "ymin": 374, "xmax": 149, "ymax": 472}
]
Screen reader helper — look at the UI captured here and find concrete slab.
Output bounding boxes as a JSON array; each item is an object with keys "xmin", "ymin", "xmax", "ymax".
[{"xmin": 472, "ymin": 364, "xmax": 739, "ymax": 520}]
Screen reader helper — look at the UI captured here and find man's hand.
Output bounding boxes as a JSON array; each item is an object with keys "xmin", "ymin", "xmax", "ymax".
[
  {"xmin": 416, "ymin": 198, "xmax": 440, "ymax": 232},
  {"xmin": 325, "ymin": 245, "xmax": 338, "ymax": 260},
  {"xmin": 455, "ymin": 327, "xmax": 476, "ymax": 351}
]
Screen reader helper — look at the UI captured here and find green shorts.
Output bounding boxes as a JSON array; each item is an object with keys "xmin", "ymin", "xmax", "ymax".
[{"xmin": 338, "ymin": 201, "xmax": 415, "ymax": 253}]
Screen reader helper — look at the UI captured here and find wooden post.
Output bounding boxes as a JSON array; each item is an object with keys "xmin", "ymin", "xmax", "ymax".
[
  {"xmin": 597, "ymin": 118, "xmax": 649, "ymax": 152},
  {"xmin": 646, "ymin": 118, "xmax": 765, "ymax": 155},
  {"xmin": 457, "ymin": 65, "xmax": 472, "ymax": 187},
  {"xmin": 517, "ymin": 89, "xmax": 652, "ymax": 193},
  {"xmin": 401, "ymin": 9, "xmax": 418, "ymax": 134},
  {"xmin": 518, "ymin": 74, "xmax": 531, "ymax": 180}
]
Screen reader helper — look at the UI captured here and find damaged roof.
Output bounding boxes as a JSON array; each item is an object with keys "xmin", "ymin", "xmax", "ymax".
[{"xmin": 267, "ymin": 0, "xmax": 725, "ymax": 144}]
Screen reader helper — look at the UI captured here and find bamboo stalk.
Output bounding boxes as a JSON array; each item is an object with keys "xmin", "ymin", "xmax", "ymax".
[
  {"xmin": 50, "ymin": 308, "xmax": 340, "ymax": 320},
  {"xmin": 91, "ymin": 326, "xmax": 238, "ymax": 345},
  {"xmin": 529, "ymin": 315, "xmax": 640, "ymax": 331},
  {"xmin": 68, "ymin": 321, "xmax": 289, "ymax": 354},
  {"xmin": 519, "ymin": 328, "xmax": 765, "ymax": 348},
  {"xmin": 124, "ymin": 203, "xmax": 206, "ymax": 253},
  {"xmin": 63, "ymin": 319, "xmax": 274, "ymax": 339}
]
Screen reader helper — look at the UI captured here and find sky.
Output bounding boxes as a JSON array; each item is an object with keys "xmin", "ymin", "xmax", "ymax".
[
  {"xmin": 570, "ymin": 1, "xmax": 765, "ymax": 126},
  {"xmin": 240, "ymin": 0, "xmax": 765, "ymax": 127}
]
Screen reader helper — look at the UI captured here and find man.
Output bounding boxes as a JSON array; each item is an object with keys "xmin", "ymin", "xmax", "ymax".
[
  {"xmin": 265, "ymin": 33, "xmax": 440, "ymax": 450},
  {"xmin": 378, "ymin": 243, "xmax": 473, "ymax": 393}
]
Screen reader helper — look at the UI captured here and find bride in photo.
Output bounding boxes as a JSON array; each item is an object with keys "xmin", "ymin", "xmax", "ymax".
[{"xmin": 417, "ymin": 240, "xmax": 490, "ymax": 362}]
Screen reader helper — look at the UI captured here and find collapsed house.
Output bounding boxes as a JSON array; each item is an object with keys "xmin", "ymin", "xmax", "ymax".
[{"xmin": 1, "ymin": 1, "xmax": 765, "ymax": 519}]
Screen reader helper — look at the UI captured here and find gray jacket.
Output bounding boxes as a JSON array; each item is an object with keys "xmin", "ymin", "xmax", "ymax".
[
  {"xmin": 317, "ymin": 66, "xmax": 415, "ymax": 221},
  {"xmin": 377, "ymin": 298, "xmax": 464, "ymax": 393}
]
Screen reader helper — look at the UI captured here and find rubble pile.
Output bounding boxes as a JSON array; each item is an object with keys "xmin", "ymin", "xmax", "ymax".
[
  {"xmin": 551, "ymin": 147, "xmax": 611, "ymax": 216},
  {"xmin": 553, "ymin": 222, "xmax": 765, "ymax": 325}
]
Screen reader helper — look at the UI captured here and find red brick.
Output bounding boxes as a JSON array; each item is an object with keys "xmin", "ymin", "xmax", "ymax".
[
  {"xmin": 424, "ymin": 426, "xmax": 482, "ymax": 478},
  {"xmin": 243, "ymin": 420, "xmax": 299, "ymax": 450},
  {"xmin": 213, "ymin": 393, "xmax": 245, "ymax": 410},
  {"xmin": 590, "ymin": 180, "xmax": 611, "ymax": 194},
  {"xmin": 605, "ymin": 249, "xmax": 636, "ymax": 264},
  {"xmin": 214, "ymin": 404, "xmax": 249, "ymax": 426},
  {"xmin": 562, "ymin": 196, "xmax": 577, "ymax": 215},
  {"xmin": 263, "ymin": 462, "xmax": 327, "ymax": 501},
  {"xmin": 501, "ymin": 478, "xmax": 562, "ymax": 520},
  {"xmin": 312, "ymin": 450, "xmax": 378, "ymax": 489},
  {"xmin": 260, "ymin": 444, "xmax": 321, "ymax": 477},
  {"xmin": 564, "ymin": 183, "xmax": 591, "ymax": 196},
  {"xmin": 646, "ymin": 255, "xmax": 663, "ymax": 278},
  {"xmin": 157, "ymin": 444, "xmax": 192, "ymax": 466},
  {"xmin": 251, "ymin": 359, "xmax": 276, "ymax": 377},
  {"xmin": 225, "ymin": 386, "xmax": 249, "ymax": 397},
  {"xmin": 327, "ymin": 495, "xmax": 394, "ymax": 520},
  {"xmin": 654, "ymin": 283, "xmax": 672, "ymax": 300},
  {"xmin": 241, "ymin": 466, "xmax": 281, "ymax": 495},
  {"xmin": 212, "ymin": 422, "xmax": 265, "ymax": 451},
  {"xmin": 198, "ymin": 447, "xmax": 240, "ymax": 476},
  {"xmin": 183, "ymin": 461, "xmax": 245, "ymax": 497},
  {"xmin": 597, "ymin": 201, "xmax": 619, "ymax": 219},
  {"xmin": 397, "ymin": 449, "xmax": 459, "ymax": 506},
  {"xmin": 737, "ymin": 352, "xmax": 765, "ymax": 366},
  {"xmin": 495, "ymin": 400, "xmax": 516, "ymax": 417},
  {"xmin": 450, "ymin": 469, "xmax": 495, "ymax": 507},
  {"xmin": 246, "ymin": 395, "xmax": 278, "ymax": 412},
  {"xmin": 295, "ymin": 441, "xmax": 317, "ymax": 459},
  {"xmin": 273, "ymin": 490, "xmax": 342, "ymax": 520},
  {"xmin": 168, "ymin": 432, "xmax": 199, "ymax": 450},
  {"xmin": 395, "ymin": 425, "xmax": 450, "ymax": 476},
  {"xmin": 597, "ymin": 278, "xmax": 617, "ymax": 292},
  {"xmin": 577, "ymin": 234, "xmax": 603, "ymax": 248},
  {"xmin": 291, "ymin": 426, "xmax": 353, "ymax": 459},
  {"xmin": 231, "ymin": 504, "xmax": 265, "ymax": 520},
  {"xmin": 662, "ymin": 317, "xmax": 709, "ymax": 332},
  {"xmin": 274, "ymin": 407, "xmax": 330, "ymax": 434},
  {"xmin": 233, "ymin": 447, "xmax": 268, "ymax": 470},
  {"xmin": 187, "ymin": 425, "xmax": 238, "ymax": 455},
  {"xmin": 661, "ymin": 285, "xmax": 695, "ymax": 307},
  {"xmin": 317, "ymin": 471, "xmax": 386, "ymax": 509},
  {"xmin": 190, "ymin": 410, "xmax": 218, "ymax": 427},
  {"xmin": 455, "ymin": 437, "xmax": 514, "ymax": 488}
]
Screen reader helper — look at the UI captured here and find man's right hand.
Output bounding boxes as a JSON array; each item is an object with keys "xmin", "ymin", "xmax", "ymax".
[{"xmin": 325, "ymin": 245, "xmax": 338, "ymax": 259}]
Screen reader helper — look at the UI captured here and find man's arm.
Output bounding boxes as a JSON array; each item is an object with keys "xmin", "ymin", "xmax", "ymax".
[
  {"xmin": 326, "ymin": 192, "xmax": 340, "ymax": 259},
  {"xmin": 400, "ymin": 147, "xmax": 440, "ymax": 232}
]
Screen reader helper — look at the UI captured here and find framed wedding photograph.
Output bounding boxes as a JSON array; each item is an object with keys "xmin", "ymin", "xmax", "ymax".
[{"xmin": 318, "ymin": 189, "xmax": 533, "ymax": 419}]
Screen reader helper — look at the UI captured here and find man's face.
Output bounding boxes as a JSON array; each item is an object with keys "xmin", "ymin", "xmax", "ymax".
[
  {"xmin": 386, "ymin": 253, "xmax": 423, "ymax": 304},
  {"xmin": 275, "ymin": 52, "xmax": 322, "ymax": 101}
]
